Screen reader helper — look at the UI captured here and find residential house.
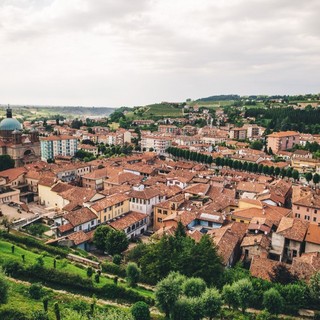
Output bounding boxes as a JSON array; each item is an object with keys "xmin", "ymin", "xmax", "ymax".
[
  {"xmin": 292, "ymin": 190, "xmax": 320, "ymax": 224},
  {"xmin": 57, "ymin": 207, "xmax": 98, "ymax": 236},
  {"xmin": 109, "ymin": 211, "xmax": 148, "ymax": 238},
  {"xmin": 270, "ymin": 217, "xmax": 309, "ymax": 263},
  {"xmin": 89, "ymin": 193, "xmax": 130, "ymax": 224}
]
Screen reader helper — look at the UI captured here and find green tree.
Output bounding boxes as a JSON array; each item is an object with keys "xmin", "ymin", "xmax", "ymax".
[
  {"xmin": 172, "ymin": 297, "xmax": 203, "ymax": 320},
  {"xmin": 274, "ymin": 167, "xmax": 281, "ymax": 176},
  {"xmin": 131, "ymin": 301, "xmax": 150, "ymax": 320},
  {"xmin": 105, "ymin": 229, "xmax": 129, "ymax": 255},
  {"xmin": 310, "ymin": 271, "xmax": 320, "ymax": 304},
  {"xmin": 155, "ymin": 272, "xmax": 186, "ymax": 318},
  {"xmin": 202, "ymin": 287, "xmax": 222, "ymax": 320},
  {"xmin": 87, "ymin": 266, "xmax": 94, "ymax": 278},
  {"xmin": 182, "ymin": 277, "xmax": 207, "ymax": 298},
  {"xmin": 263, "ymin": 288, "xmax": 283, "ymax": 315},
  {"xmin": 0, "ymin": 155, "xmax": 15, "ymax": 171},
  {"xmin": 222, "ymin": 284, "xmax": 239, "ymax": 310},
  {"xmin": 93, "ymin": 225, "xmax": 111, "ymax": 252},
  {"xmin": 113, "ymin": 254, "xmax": 122, "ymax": 265},
  {"xmin": 250, "ymin": 140, "xmax": 263, "ymax": 150},
  {"xmin": 126, "ymin": 262, "xmax": 141, "ymax": 287},
  {"xmin": 233, "ymin": 278, "xmax": 254, "ymax": 313},
  {"xmin": 292, "ymin": 170, "xmax": 299, "ymax": 181},
  {"xmin": 305, "ymin": 172, "xmax": 313, "ymax": 184},
  {"xmin": 0, "ymin": 273, "xmax": 9, "ymax": 304},
  {"xmin": 189, "ymin": 235, "xmax": 223, "ymax": 285},
  {"xmin": 313, "ymin": 173, "xmax": 320, "ymax": 187}
]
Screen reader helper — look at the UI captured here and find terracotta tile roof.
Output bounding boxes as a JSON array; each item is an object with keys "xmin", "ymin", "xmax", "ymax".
[
  {"xmin": 292, "ymin": 252, "xmax": 320, "ymax": 281},
  {"xmin": 58, "ymin": 223, "xmax": 74, "ymax": 233},
  {"xmin": 233, "ymin": 205, "xmax": 291, "ymax": 226},
  {"xmin": 82, "ymin": 168, "xmax": 108, "ymax": 180},
  {"xmin": 305, "ymin": 224, "xmax": 320, "ymax": 245},
  {"xmin": 276, "ymin": 217, "xmax": 309, "ymax": 242},
  {"xmin": 209, "ymin": 226, "xmax": 240, "ymax": 265},
  {"xmin": 184, "ymin": 183, "xmax": 210, "ymax": 196},
  {"xmin": 241, "ymin": 234, "xmax": 271, "ymax": 250},
  {"xmin": 236, "ymin": 181, "xmax": 266, "ymax": 194},
  {"xmin": 25, "ymin": 170, "xmax": 42, "ymax": 180},
  {"xmin": 105, "ymin": 172, "xmax": 142, "ymax": 185},
  {"xmin": 51, "ymin": 182, "xmax": 74, "ymax": 194},
  {"xmin": 38, "ymin": 173, "xmax": 56, "ymax": 187},
  {"xmin": 102, "ymin": 185, "xmax": 131, "ymax": 196},
  {"xmin": 67, "ymin": 230, "xmax": 90, "ymax": 245},
  {"xmin": 163, "ymin": 210, "xmax": 198, "ymax": 226},
  {"xmin": 59, "ymin": 187, "xmax": 96, "ymax": 203},
  {"xmin": 267, "ymin": 131, "xmax": 299, "ymax": 138},
  {"xmin": 293, "ymin": 192, "xmax": 320, "ymax": 209},
  {"xmin": 91, "ymin": 193, "xmax": 130, "ymax": 212},
  {"xmin": 0, "ymin": 167, "xmax": 26, "ymax": 183},
  {"xmin": 187, "ymin": 229, "xmax": 203, "ymax": 242},
  {"xmin": 250, "ymin": 256, "xmax": 281, "ymax": 281},
  {"xmin": 129, "ymin": 187, "xmax": 160, "ymax": 200},
  {"xmin": 109, "ymin": 211, "xmax": 147, "ymax": 231},
  {"xmin": 40, "ymin": 135, "xmax": 76, "ymax": 141},
  {"xmin": 64, "ymin": 207, "xmax": 97, "ymax": 226}
]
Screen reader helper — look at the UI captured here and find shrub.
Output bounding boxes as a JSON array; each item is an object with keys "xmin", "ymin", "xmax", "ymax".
[
  {"xmin": 113, "ymin": 254, "xmax": 122, "ymax": 265},
  {"xmin": 0, "ymin": 273, "xmax": 9, "ymax": 304},
  {"xmin": 29, "ymin": 283, "xmax": 44, "ymax": 300},
  {"xmin": 131, "ymin": 301, "xmax": 150, "ymax": 320},
  {"xmin": 126, "ymin": 262, "xmax": 141, "ymax": 287},
  {"xmin": 87, "ymin": 266, "xmax": 94, "ymax": 278},
  {"xmin": 2, "ymin": 260, "xmax": 23, "ymax": 277},
  {"xmin": 101, "ymin": 262, "xmax": 126, "ymax": 277},
  {"xmin": 0, "ymin": 307, "xmax": 28, "ymax": 320},
  {"xmin": 32, "ymin": 310, "xmax": 49, "ymax": 320}
]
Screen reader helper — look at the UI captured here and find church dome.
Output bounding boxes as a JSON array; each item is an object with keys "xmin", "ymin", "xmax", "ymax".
[{"xmin": 0, "ymin": 118, "xmax": 22, "ymax": 131}]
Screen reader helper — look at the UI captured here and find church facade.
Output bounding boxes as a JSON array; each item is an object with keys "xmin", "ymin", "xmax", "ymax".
[{"xmin": 0, "ymin": 108, "xmax": 41, "ymax": 167}]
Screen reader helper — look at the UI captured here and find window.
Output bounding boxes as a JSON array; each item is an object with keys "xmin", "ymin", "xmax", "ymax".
[
  {"xmin": 163, "ymin": 210, "xmax": 168, "ymax": 215},
  {"xmin": 91, "ymin": 221, "xmax": 94, "ymax": 225},
  {"xmin": 157, "ymin": 218, "xmax": 162, "ymax": 222},
  {"xmin": 158, "ymin": 209, "xmax": 162, "ymax": 214},
  {"xmin": 297, "ymin": 206, "xmax": 300, "ymax": 210},
  {"xmin": 307, "ymin": 208, "xmax": 310, "ymax": 212},
  {"xmin": 305, "ymin": 215, "xmax": 310, "ymax": 221},
  {"xmin": 314, "ymin": 210, "xmax": 317, "ymax": 214},
  {"xmin": 313, "ymin": 217, "xmax": 317, "ymax": 222}
]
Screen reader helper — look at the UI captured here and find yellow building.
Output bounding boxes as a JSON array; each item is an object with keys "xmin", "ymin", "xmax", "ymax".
[
  {"xmin": 90, "ymin": 193, "xmax": 130, "ymax": 224},
  {"xmin": 153, "ymin": 194, "xmax": 185, "ymax": 231}
]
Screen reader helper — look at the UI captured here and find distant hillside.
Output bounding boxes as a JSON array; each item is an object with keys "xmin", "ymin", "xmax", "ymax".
[
  {"xmin": 196, "ymin": 94, "xmax": 240, "ymax": 102},
  {"xmin": 0, "ymin": 105, "xmax": 116, "ymax": 119}
]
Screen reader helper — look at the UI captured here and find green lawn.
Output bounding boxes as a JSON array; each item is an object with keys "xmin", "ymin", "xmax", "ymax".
[{"xmin": 0, "ymin": 240, "xmax": 154, "ymax": 298}]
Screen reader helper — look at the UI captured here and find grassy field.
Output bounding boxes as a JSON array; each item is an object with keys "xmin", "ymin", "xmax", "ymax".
[
  {"xmin": 126, "ymin": 103, "xmax": 184, "ymax": 120},
  {"xmin": 0, "ymin": 240, "xmax": 153, "ymax": 298},
  {"xmin": 2, "ymin": 279, "xmax": 121, "ymax": 319}
]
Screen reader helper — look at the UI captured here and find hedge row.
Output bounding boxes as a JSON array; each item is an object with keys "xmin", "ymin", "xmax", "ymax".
[
  {"xmin": 0, "ymin": 231, "xmax": 68, "ymax": 258},
  {"xmin": 101, "ymin": 262, "xmax": 126, "ymax": 278},
  {"xmin": 3, "ymin": 260, "xmax": 153, "ymax": 305}
]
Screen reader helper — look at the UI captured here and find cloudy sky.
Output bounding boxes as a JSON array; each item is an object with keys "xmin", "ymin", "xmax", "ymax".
[{"xmin": 0, "ymin": 0, "xmax": 319, "ymax": 107}]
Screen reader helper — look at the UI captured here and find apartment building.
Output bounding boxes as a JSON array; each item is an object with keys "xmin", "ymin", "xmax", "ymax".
[
  {"xmin": 229, "ymin": 128, "xmax": 247, "ymax": 140},
  {"xmin": 267, "ymin": 131, "xmax": 300, "ymax": 154},
  {"xmin": 141, "ymin": 134, "xmax": 172, "ymax": 154},
  {"xmin": 40, "ymin": 135, "xmax": 78, "ymax": 161}
]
